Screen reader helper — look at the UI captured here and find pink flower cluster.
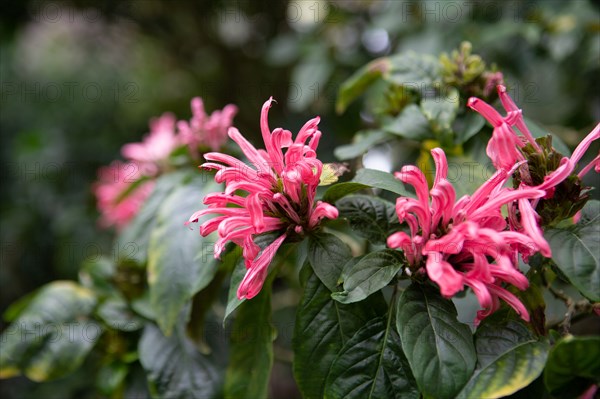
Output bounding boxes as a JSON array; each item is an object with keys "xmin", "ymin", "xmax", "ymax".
[
  {"xmin": 188, "ymin": 98, "xmax": 338, "ymax": 300},
  {"xmin": 178, "ymin": 97, "xmax": 238, "ymax": 156},
  {"xmin": 121, "ymin": 113, "xmax": 179, "ymax": 176},
  {"xmin": 94, "ymin": 161, "xmax": 154, "ymax": 230},
  {"xmin": 94, "ymin": 97, "xmax": 237, "ymax": 229},
  {"xmin": 388, "ymin": 149, "xmax": 543, "ymax": 323},
  {"xmin": 388, "ymin": 85, "xmax": 599, "ymax": 323},
  {"xmin": 468, "ymin": 85, "xmax": 599, "ymax": 184}
]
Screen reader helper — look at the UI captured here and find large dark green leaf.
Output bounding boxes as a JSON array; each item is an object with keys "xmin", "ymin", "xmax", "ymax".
[
  {"xmin": 353, "ymin": 168, "xmax": 411, "ymax": 197},
  {"xmin": 0, "ymin": 281, "xmax": 99, "ymax": 381},
  {"xmin": 336, "ymin": 195, "xmax": 401, "ymax": 243},
  {"xmin": 544, "ymin": 335, "xmax": 600, "ymax": 398},
  {"xmin": 421, "ymin": 89, "xmax": 459, "ymax": 135},
  {"xmin": 187, "ymin": 267, "xmax": 229, "ymax": 352},
  {"xmin": 386, "ymin": 52, "xmax": 441, "ymax": 89},
  {"xmin": 396, "ymin": 283, "xmax": 476, "ymax": 399},
  {"xmin": 307, "ymin": 232, "xmax": 352, "ymax": 291},
  {"xmin": 324, "ymin": 316, "xmax": 418, "ymax": 399},
  {"xmin": 96, "ymin": 296, "xmax": 145, "ymax": 332},
  {"xmin": 224, "ymin": 277, "xmax": 274, "ymax": 399},
  {"xmin": 116, "ymin": 170, "xmax": 191, "ymax": 265},
  {"xmin": 139, "ymin": 323, "xmax": 220, "ymax": 399},
  {"xmin": 544, "ymin": 200, "xmax": 600, "ymax": 301},
  {"xmin": 336, "ymin": 57, "xmax": 390, "ymax": 113},
  {"xmin": 322, "ymin": 182, "xmax": 372, "ymax": 204},
  {"xmin": 332, "ymin": 250, "xmax": 404, "ymax": 304},
  {"xmin": 293, "ymin": 268, "xmax": 387, "ymax": 399},
  {"xmin": 456, "ymin": 319, "xmax": 549, "ymax": 399},
  {"xmin": 323, "ymin": 168, "xmax": 411, "ymax": 203},
  {"xmin": 148, "ymin": 173, "xmax": 222, "ymax": 335},
  {"xmin": 453, "ymin": 112, "xmax": 485, "ymax": 144},
  {"xmin": 334, "ymin": 130, "xmax": 391, "ymax": 161},
  {"xmin": 382, "ymin": 104, "xmax": 431, "ymax": 140}
]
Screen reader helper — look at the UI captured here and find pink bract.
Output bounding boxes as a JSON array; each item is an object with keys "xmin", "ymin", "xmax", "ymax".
[
  {"xmin": 468, "ymin": 85, "xmax": 540, "ymax": 171},
  {"xmin": 387, "ymin": 148, "xmax": 548, "ymax": 324},
  {"xmin": 177, "ymin": 97, "xmax": 238, "ymax": 155},
  {"xmin": 188, "ymin": 97, "xmax": 338, "ymax": 300},
  {"xmin": 121, "ymin": 113, "xmax": 180, "ymax": 176},
  {"xmin": 469, "ymin": 85, "xmax": 600, "ymax": 185},
  {"xmin": 93, "ymin": 161, "xmax": 154, "ymax": 230}
]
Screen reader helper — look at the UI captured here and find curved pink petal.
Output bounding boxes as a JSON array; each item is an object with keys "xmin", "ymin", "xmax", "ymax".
[
  {"xmin": 425, "ymin": 256, "xmax": 464, "ymax": 297},
  {"xmin": 237, "ymin": 234, "xmax": 286, "ymax": 299},
  {"xmin": 518, "ymin": 198, "xmax": 551, "ymax": 257}
]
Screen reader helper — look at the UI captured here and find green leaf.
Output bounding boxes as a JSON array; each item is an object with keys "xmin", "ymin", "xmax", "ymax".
[
  {"xmin": 96, "ymin": 361, "xmax": 129, "ymax": 396},
  {"xmin": 308, "ymin": 232, "xmax": 352, "ymax": 291},
  {"xmin": 322, "ymin": 182, "xmax": 372, "ymax": 204},
  {"xmin": 289, "ymin": 59, "xmax": 333, "ymax": 112},
  {"xmin": 544, "ymin": 335, "xmax": 600, "ymax": 398},
  {"xmin": 2, "ymin": 289, "xmax": 40, "ymax": 322},
  {"xmin": 385, "ymin": 52, "xmax": 441, "ymax": 88},
  {"xmin": 453, "ymin": 112, "xmax": 485, "ymax": 144},
  {"xmin": 116, "ymin": 170, "xmax": 192, "ymax": 265},
  {"xmin": 456, "ymin": 319, "xmax": 549, "ymax": 399},
  {"xmin": 382, "ymin": 104, "xmax": 431, "ymax": 140},
  {"xmin": 333, "ymin": 250, "xmax": 404, "ymax": 304},
  {"xmin": 324, "ymin": 316, "xmax": 419, "ymax": 399},
  {"xmin": 440, "ymin": 153, "xmax": 492, "ymax": 200},
  {"xmin": 221, "ymin": 236, "xmax": 278, "ymax": 325},
  {"xmin": 293, "ymin": 267, "xmax": 387, "ymax": 399},
  {"xmin": 147, "ymin": 173, "xmax": 221, "ymax": 335},
  {"xmin": 337, "ymin": 58, "xmax": 390, "ymax": 113},
  {"xmin": 396, "ymin": 283, "xmax": 476, "ymax": 399},
  {"xmin": 336, "ymin": 195, "xmax": 401, "ymax": 243},
  {"xmin": 78, "ymin": 256, "xmax": 116, "ymax": 296},
  {"xmin": 334, "ymin": 130, "xmax": 391, "ymax": 161},
  {"xmin": 323, "ymin": 168, "xmax": 412, "ymax": 204},
  {"xmin": 421, "ymin": 88, "xmax": 459, "ymax": 135},
  {"xmin": 187, "ymin": 267, "xmax": 229, "ymax": 353},
  {"xmin": 96, "ymin": 296, "xmax": 144, "ymax": 332},
  {"xmin": 223, "ymin": 252, "xmax": 246, "ymax": 325},
  {"xmin": 353, "ymin": 168, "xmax": 411, "ymax": 197},
  {"xmin": 544, "ymin": 200, "xmax": 600, "ymax": 301},
  {"xmin": 524, "ymin": 117, "xmax": 571, "ymax": 156},
  {"xmin": 139, "ymin": 322, "xmax": 219, "ymax": 398},
  {"xmin": 224, "ymin": 277, "xmax": 274, "ymax": 399},
  {"xmin": 0, "ymin": 281, "xmax": 99, "ymax": 381}
]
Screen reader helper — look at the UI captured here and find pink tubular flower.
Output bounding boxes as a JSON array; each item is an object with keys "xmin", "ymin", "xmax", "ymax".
[
  {"xmin": 470, "ymin": 85, "xmax": 600, "ymax": 226},
  {"xmin": 121, "ymin": 113, "xmax": 180, "ymax": 176},
  {"xmin": 469, "ymin": 85, "xmax": 600, "ymax": 184},
  {"xmin": 93, "ymin": 161, "xmax": 154, "ymax": 230},
  {"xmin": 468, "ymin": 85, "xmax": 540, "ymax": 171},
  {"xmin": 177, "ymin": 97, "xmax": 238, "ymax": 155},
  {"xmin": 387, "ymin": 148, "xmax": 549, "ymax": 324},
  {"xmin": 188, "ymin": 97, "xmax": 338, "ymax": 300},
  {"xmin": 534, "ymin": 124, "xmax": 600, "ymax": 192}
]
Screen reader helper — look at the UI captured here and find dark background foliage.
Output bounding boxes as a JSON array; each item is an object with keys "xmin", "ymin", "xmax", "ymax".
[{"xmin": 1, "ymin": 0, "xmax": 599, "ymax": 397}]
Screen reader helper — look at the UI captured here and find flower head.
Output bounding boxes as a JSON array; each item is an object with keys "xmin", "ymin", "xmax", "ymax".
[
  {"xmin": 93, "ymin": 161, "xmax": 154, "ymax": 230},
  {"xmin": 387, "ymin": 148, "xmax": 548, "ymax": 323},
  {"xmin": 470, "ymin": 85, "xmax": 600, "ymax": 225},
  {"xmin": 121, "ymin": 113, "xmax": 180, "ymax": 176},
  {"xmin": 177, "ymin": 97, "xmax": 238, "ymax": 156},
  {"xmin": 188, "ymin": 98, "xmax": 338, "ymax": 300}
]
